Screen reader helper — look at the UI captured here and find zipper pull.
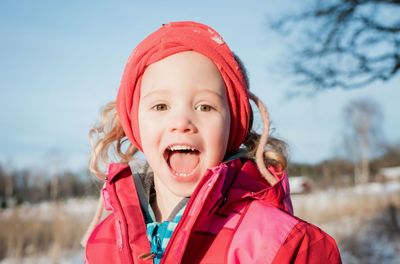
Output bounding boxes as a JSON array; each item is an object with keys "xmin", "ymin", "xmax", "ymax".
[
  {"xmin": 218, "ymin": 196, "xmax": 228, "ymax": 209},
  {"xmin": 138, "ymin": 252, "xmax": 155, "ymax": 260}
]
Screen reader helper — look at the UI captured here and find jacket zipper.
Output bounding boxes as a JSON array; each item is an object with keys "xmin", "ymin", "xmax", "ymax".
[{"xmin": 160, "ymin": 166, "xmax": 226, "ymax": 263}]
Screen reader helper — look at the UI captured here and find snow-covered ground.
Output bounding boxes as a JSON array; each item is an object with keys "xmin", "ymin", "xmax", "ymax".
[
  {"xmin": 0, "ymin": 198, "xmax": 98, "ymax": 221},
  {"xmin": 292, "ymin": 182, "xmax": 400, "ymax": 264},
  {"xmin": 0, "ymin": 249, "xmax": 84, "ymax": 264},
  {"xmin": 0, "ymin": 198, "xmax": 98, "ymax": 264}
]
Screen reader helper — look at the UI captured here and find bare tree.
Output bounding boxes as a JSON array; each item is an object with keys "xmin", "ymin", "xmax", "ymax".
[
  {"xmin": 342, "ymin": 98, "xmax": 384, "ymax": 184},
  {"xmin": 272, "ymin": 0, "xmax": 400, "ymax": 92},
  {"xmin": 45, "ymin": 148, "xmax": 65, "ymax": 201}
]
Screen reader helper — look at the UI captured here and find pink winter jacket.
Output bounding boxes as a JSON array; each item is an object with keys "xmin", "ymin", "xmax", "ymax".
[{"xmin": 85, "ymin": 158, "xmax": 341, "ymax": 263}]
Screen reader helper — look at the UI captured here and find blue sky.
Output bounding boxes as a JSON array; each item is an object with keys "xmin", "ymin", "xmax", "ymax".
[{"xmin": 1, "ymin": 0, "xmax": 399, "ymax": 172}]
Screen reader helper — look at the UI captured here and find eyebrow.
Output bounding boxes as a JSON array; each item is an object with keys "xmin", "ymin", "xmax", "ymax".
[
  {"xmin": 141, "ymin": 88, "xmax": 225, "ymax": 100},
  {"xmin": 196, "ymin": 88, "xmax": 225, "ymax": 99},
  {"xmin": 141, "ymin": 89, "xmax": 169, "ymax": 100}
]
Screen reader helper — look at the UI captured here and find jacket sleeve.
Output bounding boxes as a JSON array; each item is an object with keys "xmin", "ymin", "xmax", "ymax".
[{"xmin": 272, "ymin": 221, "xmax": 342, "ymax": 264}]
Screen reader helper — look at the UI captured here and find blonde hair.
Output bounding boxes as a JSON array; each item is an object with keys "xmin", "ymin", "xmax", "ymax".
[{"xmin": 88, "ymin": 101, "xmax": 137, "ymax": 180}]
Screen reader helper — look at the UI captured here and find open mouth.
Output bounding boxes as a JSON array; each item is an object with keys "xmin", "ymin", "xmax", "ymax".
[{"xmin": 164, "ymin": 145, "xmax": 200, "ymax": 178}]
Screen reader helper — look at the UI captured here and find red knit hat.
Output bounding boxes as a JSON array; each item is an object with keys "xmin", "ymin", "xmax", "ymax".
[{"xmin": 116, "ymin": 21, "xmax": 251, "ymax": 154}]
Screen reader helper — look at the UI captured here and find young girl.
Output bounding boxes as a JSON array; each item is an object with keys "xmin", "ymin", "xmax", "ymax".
[{"xmin": 83, "ymin": 21, "xmax": 341, "ymax": 263}]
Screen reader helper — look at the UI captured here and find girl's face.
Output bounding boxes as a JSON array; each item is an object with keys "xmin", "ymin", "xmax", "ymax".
[{"xmin": 138, "ymin": 51, "xmax": 231, "ymax": 198}]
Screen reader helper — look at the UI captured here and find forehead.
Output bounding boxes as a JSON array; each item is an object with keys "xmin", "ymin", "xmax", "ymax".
[{"xmin": 140, "ymin": 51, "xmax": 226, "ymax": 96}]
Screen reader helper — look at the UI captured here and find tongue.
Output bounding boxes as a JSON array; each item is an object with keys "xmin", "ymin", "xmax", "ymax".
[{"xmin": 169, "ymin": 151, "xmax": 199, "ymax": 174}]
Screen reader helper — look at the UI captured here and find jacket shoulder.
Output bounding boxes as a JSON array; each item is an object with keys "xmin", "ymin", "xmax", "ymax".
[
  {"xmin": 273, "ymin": 219, "xmax": 342, "ymax": 264},
  {"xmin": 228, "ymin": 201, "xmax": 341, "ymax": 264},
  {"xmin": 228, "ymin": 201, "xmax": 299, "ymax": 263}
]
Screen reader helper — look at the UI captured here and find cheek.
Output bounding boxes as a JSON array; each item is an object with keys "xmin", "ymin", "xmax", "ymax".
[
  {"xmin": 223, "ymin": 111, "xmax": 231, "ymax": 143},
  {"xmin": 137, "ymin": 110, "xmax": 146, "ymax": 142},
  {"xmin": 138, "ymin": 111, "xmax": 146, "ymax": 133},
  {"xmin": 138, "ymin": 108, "xmax": 156, "ymax": 151},
  {"xmin": 211, "ymin": 113, "xmax": 231, "ymax": 156},
  {"xmin": 222, "ymin": 119, "xmax": 231, "ymax": 153}
]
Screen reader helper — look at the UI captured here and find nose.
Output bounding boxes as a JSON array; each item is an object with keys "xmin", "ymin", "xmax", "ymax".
[{"xmin": 169, "ymin": 112, "xmax": 197, "ymax": 133}]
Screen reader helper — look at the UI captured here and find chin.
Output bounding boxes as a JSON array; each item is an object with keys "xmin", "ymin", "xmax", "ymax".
[{"xmin": 169, "ymin": 174, "xmax": 201, "ymax": 197}]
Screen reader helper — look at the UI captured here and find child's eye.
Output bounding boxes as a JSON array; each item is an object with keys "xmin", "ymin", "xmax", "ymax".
[
  {"xmin": 152, "ymin": 104, "xmax": 168, "ymax": 111},
  {"xmin": 195, "ymin": 104, "xmax": 213, "ymax": 112}
]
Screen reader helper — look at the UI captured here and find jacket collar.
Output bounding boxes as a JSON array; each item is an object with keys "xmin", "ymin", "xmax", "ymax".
[
  {"xmin": 105, "ymin": 157, "xmax": 293, "ymax": 215},
  {"xmin": 214, "ymin": 158, "xmax": 293, "ymax": 215}
]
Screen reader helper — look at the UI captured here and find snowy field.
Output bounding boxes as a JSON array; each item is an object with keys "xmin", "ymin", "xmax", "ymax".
[
  {"xmin": 0, "ymin": 250, "xmax": 83, "ymax": 264},
  {"xmin": 292, "ymin": 182, "xmax": 400, "ymax": 264},
  {"xmin": 0, "ymin": 198, "xmax": 97, "ymax": 264},
  {"xmin": 1, "ymin": 182, "xmax": 399, "ymax": 264}
]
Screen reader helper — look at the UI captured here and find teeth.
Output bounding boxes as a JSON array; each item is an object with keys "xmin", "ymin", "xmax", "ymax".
[
  {"xmin": 176, "ymin": 172, "xmax": 190, "ymax": 177},
  {"xmin": 171, "ymin": 168, "xmax": 196, "ymax": 177},
  {"xmin": 168, "ymin": 145, "xmax": 197, "ymax": 151}
]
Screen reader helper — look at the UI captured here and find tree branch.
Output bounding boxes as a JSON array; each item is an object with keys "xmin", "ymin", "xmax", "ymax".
[{"xmin": 270, "ymin": 0, "xmax": 400, "ymax": 93}]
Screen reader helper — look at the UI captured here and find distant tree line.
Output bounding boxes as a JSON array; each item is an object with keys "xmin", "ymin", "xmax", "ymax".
[
  {"xmin": 288, "ymin": 143, "xmax": 400, "ymax": 188},
  {"xmin": 0, "ymin": 166, "xmax": 101, "ymax": 208}
]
